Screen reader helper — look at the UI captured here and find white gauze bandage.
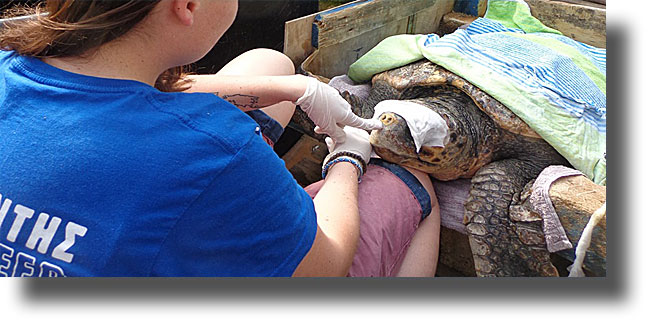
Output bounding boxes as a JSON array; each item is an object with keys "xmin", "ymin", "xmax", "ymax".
[{"xmin": 373, "ymin": 100, "xmax": 449, "ymax": 153}]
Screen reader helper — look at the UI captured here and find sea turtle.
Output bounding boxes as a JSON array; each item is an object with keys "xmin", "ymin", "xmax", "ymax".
[{"xmin": 342, "ymin": 59, "xmax": 573, "ymax": 277}]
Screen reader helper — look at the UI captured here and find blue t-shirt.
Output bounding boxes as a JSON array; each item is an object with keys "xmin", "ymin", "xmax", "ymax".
[{"xmin": 0, "ymin": 51, "xmax": 317, "ymax": 277}]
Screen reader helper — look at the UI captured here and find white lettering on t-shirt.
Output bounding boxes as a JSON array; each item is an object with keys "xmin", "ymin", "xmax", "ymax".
[
  {"xmin": 0, "ymin": 243, "xmax": 14, "ymax": 277},
  {"xmin": 13, "ymin": 252, "xmax": 36, "ymax": 277},
  {"xmin": 6, "ymin": 204, "xmax": 35, "ymax": 242},
  {"xmin": 51, "ymin": 222, "xmax": 87, "ymax": 263},
  {"xmin": 0, "ymin": 194, "xmax": 13, "ymax": 229},
  {"xmin": 0, "ymin": 193, "xmax": 87, "ymax": 266},
  {"xmin": 0, "ymin": 242, "xmax": 66, "ymax": 277},
  {"xmin": 25, "ymin": 213, "xmax": 62, "ymax": 254},
  {"xmin": 38, "ymin": 261, "xmax": 65, "ymax": 277}
]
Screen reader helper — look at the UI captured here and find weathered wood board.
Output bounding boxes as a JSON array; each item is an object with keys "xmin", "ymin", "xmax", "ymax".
[
  {"xmin": 285, "ymin": 0, "xmax": 455, "ymax": 74},
  {"xmin": 301, "ymin": 17, "xmax": 410, "ymax": 81},
  {"xmin": 549, "ymin": 175, "xmax": 606, "ymax": 276},
  {"xmin": 523, "ymin": 0, "xmax": 606, "ymax": 48},
  {"xmin": 284, "ymin": 13, "xmax": 317, "ymax": 71},
  {"xmin": 315, "ymin": 0, "xmax": 437, "ymax": 48},
  {"xmin": 282, "ymin": 134, "xmax": 329, "ymax": 187},
  {"xmin": 437, "ymin": 11, "xmax": 478, "ymax": 36}
]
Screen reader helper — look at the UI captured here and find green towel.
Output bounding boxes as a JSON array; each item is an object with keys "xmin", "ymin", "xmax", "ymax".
[{"xmin": 484, "ymin": 0, "xmax": 562, "ymax": 34}]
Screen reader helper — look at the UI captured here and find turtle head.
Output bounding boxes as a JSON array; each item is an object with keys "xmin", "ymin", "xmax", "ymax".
[{"xmin": 370, "ymin": 112, "xmax": 419, "ymax": 161}]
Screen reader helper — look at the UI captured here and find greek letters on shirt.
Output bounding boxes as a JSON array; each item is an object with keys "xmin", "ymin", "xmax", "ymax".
[{"xmin": 0, "ymin": 193, "xmax": 88, "ymax": 277}]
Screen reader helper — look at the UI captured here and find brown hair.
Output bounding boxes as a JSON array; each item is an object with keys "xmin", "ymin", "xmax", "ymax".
[{"xmin": 0, "ymin": 0, "xmax": 191, "ymax": 92}]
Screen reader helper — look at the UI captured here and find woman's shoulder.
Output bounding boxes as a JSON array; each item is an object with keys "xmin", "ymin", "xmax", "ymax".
[
  {"xmin": 0, "ymin": 49, "xmax": 16, "ymax": 59},
  {"xmin": 146, "ymin": 90, "xmax": 262, "ymax": 154},
  {"xmin": 0, "ymin": 50, "xmax": 18, "ymax": 71}
]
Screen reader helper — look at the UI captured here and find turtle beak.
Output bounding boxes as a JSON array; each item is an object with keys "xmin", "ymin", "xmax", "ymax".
[{"xmin": 369, "ymin": 112, "xmax": 417, "ymax": 158}]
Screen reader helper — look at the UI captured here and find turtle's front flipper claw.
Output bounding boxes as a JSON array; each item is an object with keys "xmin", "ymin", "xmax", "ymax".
[{"xmin": 341, "ymin": 90, "xmax": 370, "ymax": 119}]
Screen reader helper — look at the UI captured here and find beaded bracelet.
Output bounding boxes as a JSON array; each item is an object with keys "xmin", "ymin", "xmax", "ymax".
[
  {"xmin": 322, "ymin": 151, "xmax": 368, "ymax": 175},
  {"xmin": 321, "ymin": 156, "xmax": 364, "ymax": 182}
]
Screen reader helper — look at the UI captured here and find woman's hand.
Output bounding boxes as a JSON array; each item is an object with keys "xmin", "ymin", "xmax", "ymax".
[
  {"xmin": 325, "ymin": 126, "xmax": 373, "ymax": 165},
  {"xmin": 295, "ymin": 77, "xmax": 382, "ymax": 144}
]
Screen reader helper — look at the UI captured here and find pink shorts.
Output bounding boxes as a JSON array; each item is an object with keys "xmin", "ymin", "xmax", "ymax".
[
  {"xmin": 304, "ymin": 162, "xmax": 428, "ymax": 277},
  {"xmin": 249, "ymin": 111, "xmax": 430, "ymax": 276}
]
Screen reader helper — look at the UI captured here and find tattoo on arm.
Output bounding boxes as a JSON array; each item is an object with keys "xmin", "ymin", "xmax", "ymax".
[{"xmin": 214, "ymin": 92, "xmax": 261, "ymax": 109}]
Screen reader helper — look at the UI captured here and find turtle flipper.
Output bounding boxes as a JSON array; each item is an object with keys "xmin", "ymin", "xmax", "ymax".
[
  {"xmin": 341, "ymin": 90, "xmax": 372, "ymax": 119},
  {"xmin": 464, "ymin": 159, "xmax": 558, "ymax": 277}
]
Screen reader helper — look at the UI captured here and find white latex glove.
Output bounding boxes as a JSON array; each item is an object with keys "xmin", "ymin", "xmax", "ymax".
[
  {"xmin": 295, "ymin": 77, "xmax": 382, "ymax": 144},
  {"xmin": 325, "ymin": 126, "xmax": 373, "ymax": 164}
]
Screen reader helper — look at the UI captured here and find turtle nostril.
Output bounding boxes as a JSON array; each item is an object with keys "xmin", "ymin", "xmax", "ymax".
[{"xmin": 379, "ymin": 113, "xmax": 396, "ymax": 125}]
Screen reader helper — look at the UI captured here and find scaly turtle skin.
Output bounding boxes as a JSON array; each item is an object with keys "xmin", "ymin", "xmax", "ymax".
[{"xmin": 344, "ymin": 60, "xmax": 570, "ymax": 277}]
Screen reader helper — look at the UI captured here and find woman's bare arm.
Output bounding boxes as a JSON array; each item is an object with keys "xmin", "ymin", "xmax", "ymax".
[
  {"xmin": 292, "ymin": 162, "xmax": 361, "ymax": 277},
  {"xmin": 185, "ymin": 74, "xmax": 308, "ymax": 111}
]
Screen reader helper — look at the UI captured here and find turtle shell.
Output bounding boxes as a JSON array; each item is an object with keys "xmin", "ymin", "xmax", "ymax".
[{"xmin": 372, "ymin": 60, "xmax": 540, "ymax": 138}]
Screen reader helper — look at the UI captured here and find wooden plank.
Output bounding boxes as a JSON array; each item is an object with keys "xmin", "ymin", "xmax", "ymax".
[
  {"xmin": 414, "ymin": 0, "xmax": 456, "ymax": 34},
  {"xmin": 548, "ymin": 0, "xmax": 605, "ymax": 8},
  {"xmin": 315, "ymin": 0, "xmax": 437, "ymax": 48},
  {"xmin": 549, "ymin": 175, "xmax": 606, "ymax": 276},
  {"xmin": 284, "ymin": 14, "xmax": 317, "ymax": 69},
  {"xmin": 302, "ymin": 17, "xmax": 409, "ymax": 79},
  {"xmin": 437, "ymin": 227, "xmax": 477, "ymax": 277},
  {"xmin": 477, "ymin": 0, "xmax": 488, "ymax": 16},
  {"xmin": 299, "ymin": 0, "xmax": 456, "ymax": 80},
  {"xmin": 282, "ymin": 134, "xmax": 328, "ymax": 187},
  {"xmin": 437, "ymin": 11, "xmax": 477, "ymax": 36},
  {"xmin": 524, "ymin": 0, "xmax": 606, "ymax": 48},
  {"xmin": 284, "ymin": 0, "xmax": 378, "ymax": 69},
  {"xmin": 285, "ymin": 0, "xmax": 458, "ymax": 73}
]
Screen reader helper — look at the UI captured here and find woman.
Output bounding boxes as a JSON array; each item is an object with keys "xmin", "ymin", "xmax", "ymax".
[{"xmin": 0, "ymin": 0, "xmax": 440, "ymax": 277}]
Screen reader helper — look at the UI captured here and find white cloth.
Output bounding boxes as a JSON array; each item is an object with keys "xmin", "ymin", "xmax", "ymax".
[
  {"xmin": 529, "ymin": 165, "xmax": 580, "ymax": 252},
  {"xmin": 373, "ymin": 100, "xmax": 449, "ymax": 153}
]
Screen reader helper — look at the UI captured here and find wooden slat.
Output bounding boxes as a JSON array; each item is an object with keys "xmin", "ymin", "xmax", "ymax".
[
  {"xmin": 285, "ymin": 0, "xmax": 456, "ymax": 72},
  {"xmin": 524, "ymin": 0, "xmax": 606, "ymax": 48},
  {"xmin": 284, "ymin": 14, "xmax": 317, "ymax": 69},
  {"xmin": 282, "ymin": 134, "xmax": 328, "ymax": 187},
  {"xmin": 298, "ymin": 0, "xmax": 456, "ymax": 80},
  {"xmin": 314, "ymin": 0, "xmax": 438, "ymax": 48},
  {"xmin": 437, "ymin": 11, "xmax": 477, "ymax": 36},
  {"xmin": 284, "ymin": 0, "xmax": 377, "ymax": 69},
  {"xmin": 438, "ymin": 227, "xmax": 477, "ymax": 277},
  {"xmin": 302, "ymin": 17, "xmax": 409, "ymax": 79},
  {"xmin": 477, "ymin": 0, "xmax": 489, "ymax": 16},
  {"xmin": 549, "ymin": 175, "xmax": 606, "ymax": 276},
  {"xmin": 547, "ymin": 0, "xmax": 605, "ymax": 8},
  {"xmin": 413, "ymin": 0, "xmax": 456, "ymax": 34}
]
